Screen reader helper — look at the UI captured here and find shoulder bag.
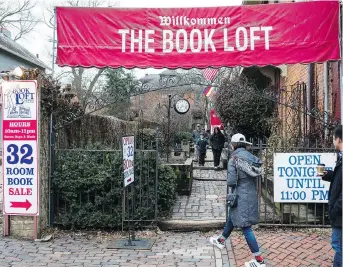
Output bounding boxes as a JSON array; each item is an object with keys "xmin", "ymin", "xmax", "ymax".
[{"xmin": 227, "ymin": 157, "xmax": 239, "ymax": 208}]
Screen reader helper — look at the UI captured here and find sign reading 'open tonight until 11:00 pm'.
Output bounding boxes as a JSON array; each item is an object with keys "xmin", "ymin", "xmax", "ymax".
[
  {"xmin": 2, "ymin": 81, "xmax": 39, "ymax": 215},
  {"xmin": 274, "ymin": 153, "xmax": 336, "ymax": 203}
]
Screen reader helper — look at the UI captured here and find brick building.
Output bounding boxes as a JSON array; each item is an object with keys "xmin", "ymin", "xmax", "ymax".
[
  {"xmin": 243, "ymin": 0, "xmax": 341, "ymax": 144},
  {"xmin": 131, "ymin": 72, "xmax": 205, "ymax": 129}
]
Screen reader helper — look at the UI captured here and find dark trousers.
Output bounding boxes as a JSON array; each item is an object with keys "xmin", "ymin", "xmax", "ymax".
[
  {"xmin": 212, "ymin": 148, "xmax": 222, "ymax": 167},
  {"xmin": 332, "ymin": 227, "xmax": 342, "ymax": 267},
  {"xmin": 199, "ymin": 153, "xmax": 206, "ymax": 166}
]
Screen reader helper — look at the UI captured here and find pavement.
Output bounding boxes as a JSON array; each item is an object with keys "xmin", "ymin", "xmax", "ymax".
[
  {"xmin": 172, "ymin": 153, "xmax": 227, "ymax": 221},
  {"xmin": 171, "ymin": 179, "xmax": 227, "ymax": 221},
  {"xmin": 0, "ymin": 228, "xmax": 334, "ymax": 267}
]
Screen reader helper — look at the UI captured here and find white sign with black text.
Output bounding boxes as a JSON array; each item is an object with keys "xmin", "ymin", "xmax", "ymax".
[
  {"xmin": 123, "ymin": 136, "xmax": 134, "ymax": 187},
  {"xmin": 274, "ymin": 153, "xmax": 336, "ymax": 203}
]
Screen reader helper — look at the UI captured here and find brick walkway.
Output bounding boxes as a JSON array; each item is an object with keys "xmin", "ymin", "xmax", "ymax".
[
  {"xmin": 0, "ymin": 229, "xmax": 334, "ymax": 266},
  {"xmin": 230, "ymin": 229, "xmax": 334, "ymax": 267},
  {"xmin": 193, "ymin": 169, "xmax": 226, "ymax": 181},
  {"xmin": 172, "ymin": 179, "xmax": 226, "ymax": 220},
  {"xmin": 0, "ymin": 231, "xmax": 226, "ymax": 267}
]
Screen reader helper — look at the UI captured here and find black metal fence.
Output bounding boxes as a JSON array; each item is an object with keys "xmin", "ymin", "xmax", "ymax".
[
  {"xmin": 52, "ymin": 147, "xmax": 158, "ymax": 230},
  {"xmin": 250, "ymin": 141, "xmax": 334, "ymax": 227}
]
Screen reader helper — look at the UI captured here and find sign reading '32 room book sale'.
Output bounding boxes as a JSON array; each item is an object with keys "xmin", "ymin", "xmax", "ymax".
[
  {"xmin": 122, "ymin": 136, "xmax": 134, "ymax": 187},
  {"xmin": 2, "ymin": 81, "xmax": 39, "ymax": 215},
  {"xmin": 274, "ymin": 153, "xmax": 336, "ymax": 203}
]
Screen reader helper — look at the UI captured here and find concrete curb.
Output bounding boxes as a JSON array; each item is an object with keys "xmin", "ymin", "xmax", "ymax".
[
  {"xmin": 158, "ymin": 219, "xmax": 226, "ymax": 232},
  {"xmin": 193, "ymin": 177, "xmax": 226, "ymax": 182},
  {"xmin": 193, "ymin": 166, "xmax": 223, "ymax": 171}
]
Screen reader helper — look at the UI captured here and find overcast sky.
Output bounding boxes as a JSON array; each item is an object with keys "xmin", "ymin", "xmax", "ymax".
[{"xmin": 16, "ymin": 0, "xmax": 243, "ymax": 78}]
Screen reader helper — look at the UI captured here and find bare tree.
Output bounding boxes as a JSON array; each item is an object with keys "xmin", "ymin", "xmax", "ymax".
[
  {"xmin": 0, "ymin": 0, "xmax": 39, "ymax": 41},
  {"xmin": 44, "ymin": 0, "xmax": 113, "ymax": 110},
  {"xmin": 70, "ymin": 68, "xmax": 105, "ymax": 111}
]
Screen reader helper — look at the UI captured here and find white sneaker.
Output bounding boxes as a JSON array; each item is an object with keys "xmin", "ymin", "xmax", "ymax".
[
  {"xmin": 209, "ymin": 236, "xmax": 225, "ymax": 249},
  {"xmin": 244, "ymin": 259, "xmax": 266, "ymax": 267}
]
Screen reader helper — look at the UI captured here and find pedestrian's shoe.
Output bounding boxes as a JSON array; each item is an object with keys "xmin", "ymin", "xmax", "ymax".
[
  {"xmin": 209, "ymin": 236, "xmax": 225, "ymax": 249},
  {"xmin": 244, "ymin": 259, "xmax": 266, "ymax": 267}
]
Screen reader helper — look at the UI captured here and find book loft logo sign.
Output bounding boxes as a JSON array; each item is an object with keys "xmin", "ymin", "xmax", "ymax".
[
  {"xmin": 2, "ymin": 80, "xmax": 39, "ymax": 215},
  {"xmin": 4, "ymin": 83, "xmax": 34, "ymax": 119}
]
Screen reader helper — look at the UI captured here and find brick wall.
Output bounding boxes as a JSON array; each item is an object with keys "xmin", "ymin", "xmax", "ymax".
[
  {"xmin": 329, "ymin": 61, "xmax": 341, "ymax": 121},
  {"xmin": 278, "ymin": 64, "xmax": 308, "ymax": 139},
  {"xmin": 278, "ymin": 62, "xmax": 339, "ymax": 142},
  {"xmin": 132, "ymin": 87, "xmax": 203, "ymax": 126}
]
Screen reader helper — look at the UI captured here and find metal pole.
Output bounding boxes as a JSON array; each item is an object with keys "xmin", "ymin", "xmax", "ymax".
[
  {"xmin": 340, "ymin": 2, "xmax": 343, "ymax": 124},
  {"xmin": 51, "ymin": 7, "xmax": 56, "ymax": 77},
  {"xmin": 154, "ymin": 126, "xmax": 159, "ymax": 221},
  {"xmin": 48, "ymin": 7, "xmax": 57, "ymax": 227},
  {"xmin": 167, "ymin": 94, "xmax": 171, "ymax": 163},
  {"xmin": 324, "ymin": 62, "xmax": 328, "ymax": 139},
  {"xmin": 307, "ymin": 63, "xmax": 314, "ymax": 135}
]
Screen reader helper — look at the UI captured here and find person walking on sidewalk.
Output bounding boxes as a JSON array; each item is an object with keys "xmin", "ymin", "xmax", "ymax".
[
  {"xmin": 196, "ymin": 133, "xmax": 208, "ymax": 166},
  {"xmin": 210, "ymin": 127, "xmax": 225, "ymax": 169},
  {"xmin": 192, "ymin": 124, "xmax": 202, "ymax": 161},
  {"xmin": 210, "ymin": 133, "xmax": 266, "ymax": 267},
  {"xmin": 319, "ymin": 125, "xmax": 342, "ymax": 267}
]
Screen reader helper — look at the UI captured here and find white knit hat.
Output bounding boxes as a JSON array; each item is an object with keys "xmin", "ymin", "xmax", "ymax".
[{"xmin": 231, "ymin": 133, "xmax": 252, "ymax": 145}]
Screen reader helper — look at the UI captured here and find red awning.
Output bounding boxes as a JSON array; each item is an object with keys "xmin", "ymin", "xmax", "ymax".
[{"xmin": 56, "ymin": 1, "xmax": 340, "ymax": 69}]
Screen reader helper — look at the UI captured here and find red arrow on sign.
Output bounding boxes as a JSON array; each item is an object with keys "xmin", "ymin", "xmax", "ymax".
[{"xmin": 10, "ymin": 199, "xmax": 32, "ymax": 211}]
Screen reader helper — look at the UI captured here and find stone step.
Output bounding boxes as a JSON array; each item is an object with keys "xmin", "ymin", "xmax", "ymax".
[
  {"xmin": 193, "ymin": 166, "xmax": 222, "ymax": 171},
  {"xmin": 158, "ymin": 219, "xmax": 226, "ymax": 232}
]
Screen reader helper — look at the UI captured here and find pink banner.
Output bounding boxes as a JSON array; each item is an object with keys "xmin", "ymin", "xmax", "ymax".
[{"xmin": 56, "ymin": 1, "xmax": 340, "ymax": 69}]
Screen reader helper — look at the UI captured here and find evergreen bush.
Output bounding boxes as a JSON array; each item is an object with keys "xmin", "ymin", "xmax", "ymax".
[{"xmin": 53, "ymin": 149, "xmax": 177, "ymax": 229}]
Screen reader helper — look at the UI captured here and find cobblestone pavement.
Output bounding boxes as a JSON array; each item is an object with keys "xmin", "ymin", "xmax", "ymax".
[
  {"xmin": 171, "ymin": 179, "xmax": 226, "ymax": 220},
  {"xmin": 0, "ymin": 229, "xmax": 334, "ymax": 266},
  {"xmin": 0, "ymin": 231, "xmax": 232, "ymax": 267}
]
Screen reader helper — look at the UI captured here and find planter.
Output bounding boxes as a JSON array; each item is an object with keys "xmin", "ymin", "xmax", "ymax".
[
  {"xmin": 164, "ymin": 158, "xmax": 193, "ymax": 196},
  {"xmin": 181, "ymin": 140, "xmax": 190, "ymax": 155}
]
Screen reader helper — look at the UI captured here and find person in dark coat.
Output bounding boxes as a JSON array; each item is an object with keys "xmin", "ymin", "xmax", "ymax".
[
  {"xmin": 210, "ymin": 133, "xmax": 266, "ymax": 267},
  {"xmin": 196, "ymin": 133, "xmax": 208, "ymax": 166},
  {"xmin": 210, "ymin": 127, "xmax": 226, "ymax": 169},
  {"xmin": 320, "ymin": 125, "xmax": 342, "ymax": 267}
]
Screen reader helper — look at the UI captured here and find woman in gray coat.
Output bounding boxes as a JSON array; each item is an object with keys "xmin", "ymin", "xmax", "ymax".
[{"xmin": 210, "ymin": 133, "xmax": 266, "ymax": 267}]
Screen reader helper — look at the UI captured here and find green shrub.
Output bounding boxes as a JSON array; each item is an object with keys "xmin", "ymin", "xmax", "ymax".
[
  {"xmin": 137, "ymin": 128, "xmax": 156, "ymax": 149},
  {"xmin": 157, "ymin": 165, "xmax": 177, "ymax": 218},
  {"xmin": 53, "ymin": 149, "xmax": 177, "ymax": 229},
  {"xmin": 174, "ymin": 131, "xmax": 193, "ymax": 144}
]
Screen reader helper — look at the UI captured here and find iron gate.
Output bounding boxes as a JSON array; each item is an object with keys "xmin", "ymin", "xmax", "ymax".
[
  {"xmin": 249, "ymin": 81, "xmax": 337, "ymax": 227},
  {"xmin": 51, "ymin": 134, "xmax": 159, "ymax": 230}
]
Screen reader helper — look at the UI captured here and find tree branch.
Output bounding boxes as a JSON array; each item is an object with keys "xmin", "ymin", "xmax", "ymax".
[{"xmin": 0, "ymin": 0, "xmax": 37, "ymax": 41}]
